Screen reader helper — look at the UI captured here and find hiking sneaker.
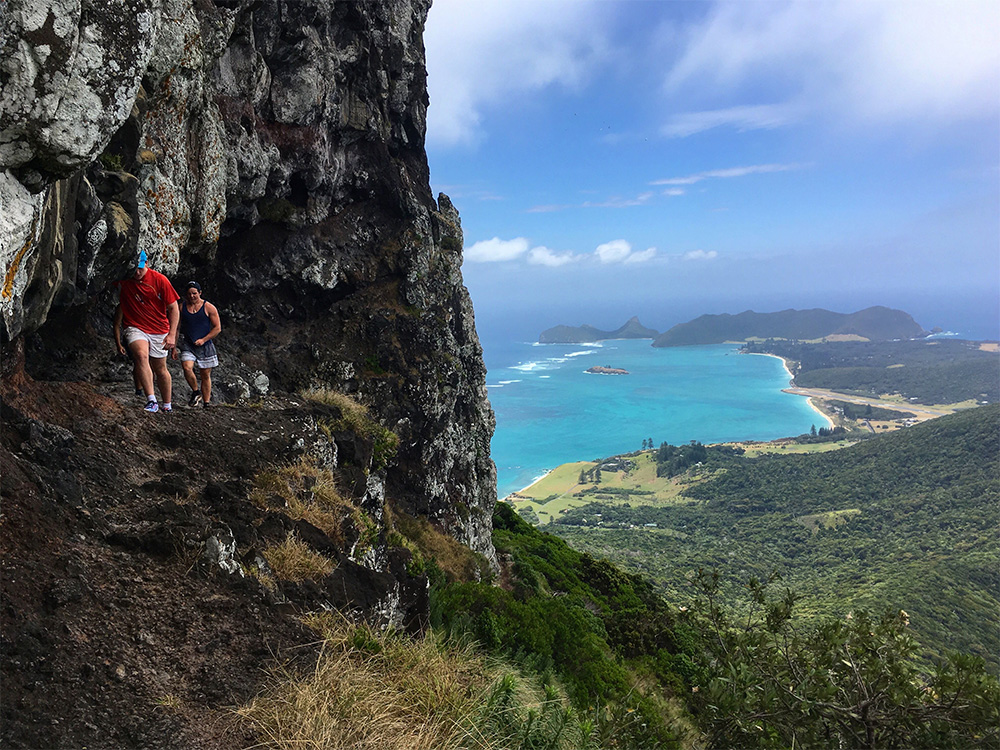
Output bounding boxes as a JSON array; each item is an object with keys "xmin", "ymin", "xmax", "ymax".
[
  {"xmin": 161, "ymin": 404, "xmax": 173, "ymax": 414},
  {"xmin": 144, "ymin": 400, "xmax": 159, "ymax": 413},
  {"xmin": 202, "ymin": 400, "xmax": 213, "ymax": 408},
  {"xmin": 188, "ymin": 391, "xmax": 202, "ymax": 407}
]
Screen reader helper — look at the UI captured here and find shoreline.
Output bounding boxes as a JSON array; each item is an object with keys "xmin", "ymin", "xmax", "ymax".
[
  {"xmin": 743, "ymin": 350, "xmax": 835, "ymax": 428},
  {"xmin": 505, "ymin": 350, "xmax": 831, "ymax": 499},
  {"xmin": 504, "ymin": 470, "xmax": 554, "ymax": 501}
]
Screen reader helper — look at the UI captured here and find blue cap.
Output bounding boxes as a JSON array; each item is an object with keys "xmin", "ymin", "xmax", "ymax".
[{"xmin": 137, "ymin": 250, "xmax": 147, "ymax": 269}]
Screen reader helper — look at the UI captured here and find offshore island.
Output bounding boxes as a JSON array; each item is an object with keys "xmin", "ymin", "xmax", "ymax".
[{"xmin": 586, "ymin": 365, "xmax": 629, "ymax": 375}]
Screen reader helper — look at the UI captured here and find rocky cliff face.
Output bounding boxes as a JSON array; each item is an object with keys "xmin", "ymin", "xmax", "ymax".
[
  {"xmin": 1, "ymin": 0, "xmax": 496, "ymax": 564},
  {"xmin": 1, "ymin": 3, "xmax": 498, "ymax": 743}
]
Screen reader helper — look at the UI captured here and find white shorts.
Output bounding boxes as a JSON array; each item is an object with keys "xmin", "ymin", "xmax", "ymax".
[{"xmin": 123, "ymin": 326, "xmax": 169, "ymax": 359}]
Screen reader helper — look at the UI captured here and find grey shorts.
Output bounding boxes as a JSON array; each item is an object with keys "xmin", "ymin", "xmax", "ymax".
[
  {"xmin": 123, "ymin": 326, "xmax": 169, "ymax": 358},
  {"xmin": 179, "ymin": 337, "xmax": 219, "ymax": 369}
]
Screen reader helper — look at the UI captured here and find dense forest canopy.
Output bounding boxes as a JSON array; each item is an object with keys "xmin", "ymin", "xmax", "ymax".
[{"xmin": 552, "ymin": 405, "xmax": 1000, "ymax": 670}]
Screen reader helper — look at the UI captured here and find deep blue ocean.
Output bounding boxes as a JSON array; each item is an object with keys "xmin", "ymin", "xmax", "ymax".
[{"xmin": 481, "ymin": 337, "xmax": 827, "ymax": 498}]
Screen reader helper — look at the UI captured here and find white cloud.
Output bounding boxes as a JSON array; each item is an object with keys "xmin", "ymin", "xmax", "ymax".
[
  {"xmin": 596, "ymin": 239, "xmax": 633, "ymax": 264},
  {"xmin": 582, "ymin": 192, "xmax": 654, "ymax": 208},
  {"xmin": 527, "ymin": 204, "xmax": 572, "ymax": 214},
  {"xmin": 683, "ymin": 249, "xmax": 718, "ymax": 261},
  {"xmin": 663, "ymin": 188, "xmax": 685, "ymax": 197},
  {"xmin": 465, "ymin": 238, "xmax": 582, "ymax": 267},
  {"xmin": 625, "ymin": 248, "xmax": 657, "ymax": 264},
  {"xmin": 664, "ymin": 1, "xmax": 1000, "ymax": 129},
  {"xmin": 465, "ymin": 237, "xmax": 530, "ymax": 263},
  {"xmin": 594, "ymin": 240, "xmax": 656, "ymax": 264},
  {"xmin": 662, "ymin": 104, "xmax": 798, "ymax": 138},
  {"xmin": 425, "ymin": 0, "xmax": 609, "ymax": 147},
  {"xmin": 529, "ymin": 247, "xmax": 580, "ymax": 267},
  {"xmin": 651, "ymin": 163, "xmax": 805, "ymax": 186}
]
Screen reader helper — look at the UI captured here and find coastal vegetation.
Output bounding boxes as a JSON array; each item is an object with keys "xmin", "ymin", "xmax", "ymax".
[
  {"xmin": 743, "ymin": 338, "xmax": 999, "ymax": 404},
  {"xmin": 416, "ymin": 492, "xmax": 999, "ymax": 748},
  {"xmin": 546, "ymin": 405, "xmax": 999, "ymax": 672}
]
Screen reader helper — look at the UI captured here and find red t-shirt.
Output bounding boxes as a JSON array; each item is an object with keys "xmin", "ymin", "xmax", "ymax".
[{"xmin": 116, "ymin": 268, "xmax": 180, "ymax": 335}]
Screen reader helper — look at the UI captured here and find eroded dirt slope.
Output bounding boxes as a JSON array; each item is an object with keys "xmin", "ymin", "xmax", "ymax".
[{"xmin": 1, "ymin": 370, "xmax": 423, "ymax": 749}]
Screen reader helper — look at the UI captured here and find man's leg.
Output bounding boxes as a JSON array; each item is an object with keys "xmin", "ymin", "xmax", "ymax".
[
  {"xmin": 128, "ymin": 339, "xmax": 154, "ymax": 398},
  {"xmin": 200, "ymin": 367, "xmax": 213, "ymax": 404},
  {"xmin": 182, "ymin": 360, "xmax": 199, "ymax": 392},
  {"xmin": 150, "ymin": 355, "xmax": 172, "ymax": 405}
]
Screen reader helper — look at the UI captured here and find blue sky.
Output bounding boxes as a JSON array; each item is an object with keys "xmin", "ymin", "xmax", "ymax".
[{"xmin": 424, "ymin": 0, "xmax": 1000, "ymax": 339}]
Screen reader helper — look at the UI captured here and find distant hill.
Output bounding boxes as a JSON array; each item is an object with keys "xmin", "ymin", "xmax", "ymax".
[
  {"xmin": 539, "ymin": 316, "xmax": 659, "ymax": 343},
  {"xmin": 652, "ymin": 306, "xmax": 927, "ymax": 347}
]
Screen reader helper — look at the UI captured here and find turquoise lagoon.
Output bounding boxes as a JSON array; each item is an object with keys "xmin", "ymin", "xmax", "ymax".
[{"xmin": 483, "ymin": 338, "xmax": 828, "ymax": 498}]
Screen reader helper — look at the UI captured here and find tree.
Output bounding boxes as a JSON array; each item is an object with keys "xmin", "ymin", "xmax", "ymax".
[
  {"xmin": 811, "ymin": 424, "xmax": 818, "ymax": 436},
  {"xmin": 690, "ymin": 571, "xmax": 1000, "ymax": 749}
]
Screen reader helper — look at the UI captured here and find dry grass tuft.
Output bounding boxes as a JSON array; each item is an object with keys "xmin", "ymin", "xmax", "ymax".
[
  {"xmin": 242, "ymin": 560, "xmax": 277, "ymax": 593},
  {"xmin": 301, "ymin": 387, "xmax": 399, "ymax": 471},
  {"xmin": 154, "ymin": 694, "xmax": 182, "ymax": 710},
  {"xmin": 301, "ymin": 387, "xmax": 370, "ymax": 431},
  {"xmin": 262, "ymin": 535, "xmax": 335, "ymax": 583},
  {"xmin": 388, "ymin": 506, "xmax": 492, "ymax": 583},
  {"xmin": 251, "ymin": 457, "xmax": 368, "ymax": 550},
  {"xmin": 237, "ymin": 622, "xmax": 483, "ymax": 749},
  {"xmin": 236, "ymin": 618, "xmax": 588, "ymax": 750}
]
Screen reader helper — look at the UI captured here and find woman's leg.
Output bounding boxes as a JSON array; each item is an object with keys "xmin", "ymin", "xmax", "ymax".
[
  {"xmin": 200, "ymin": 367, "xmax": 213, "ymax": 404},
  {"xmin": 182, "ymin": 360, "xmax": 199, "ymax": 392}
]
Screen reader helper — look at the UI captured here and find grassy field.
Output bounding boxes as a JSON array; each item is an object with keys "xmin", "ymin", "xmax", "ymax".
[
  {"xmin": 794, "ymin": 508, "xmax": 862, "ymax": 532},
  {"xmin": 508, "ymin": 453, "xmax": 693, "ymax": 525},
  {"xmin": 507, "ymin": 439, "xmax": 860, "ymax": 525},
  {"xmin": 729, "ymin": 439, "xmax": 856, "ymax": 457}
]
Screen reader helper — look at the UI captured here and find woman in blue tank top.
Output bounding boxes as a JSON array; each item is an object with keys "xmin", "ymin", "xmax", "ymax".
[{"xmin": 175, "ymin": 281, "xmax": 222, "ymax": 407}]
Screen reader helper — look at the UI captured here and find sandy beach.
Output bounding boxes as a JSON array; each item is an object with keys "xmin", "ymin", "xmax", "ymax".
[{"xmin": 743, "ymin": 351, "xmax": 834, "ymax": 427}]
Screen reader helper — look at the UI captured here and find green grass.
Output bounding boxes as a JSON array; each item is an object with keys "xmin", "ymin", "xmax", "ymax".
[
  {"xmin": 510, "ymin": 454, "xmax": 695, "ymax": 525},
  {"xmin": 510, "ymin": 442, "xmax": 857, "ymax": 524},
  {"xmin": 794, "ymin": 508, "xmax": 862, "ymax": 533},
  {"xmin": 734, "ymin": 439, "xmax": 856, "ymax": 457}
]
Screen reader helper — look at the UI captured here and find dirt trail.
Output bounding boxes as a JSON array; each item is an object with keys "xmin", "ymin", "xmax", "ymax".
[{"xmin": 1, "ymin": 376, "xmax": 333, "ymax": 749}]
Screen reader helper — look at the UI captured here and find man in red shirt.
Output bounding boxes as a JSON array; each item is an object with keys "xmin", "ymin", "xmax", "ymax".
[{"xmin": 113, "ymin": 251, "xmax": 181, "ymax": 413}]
